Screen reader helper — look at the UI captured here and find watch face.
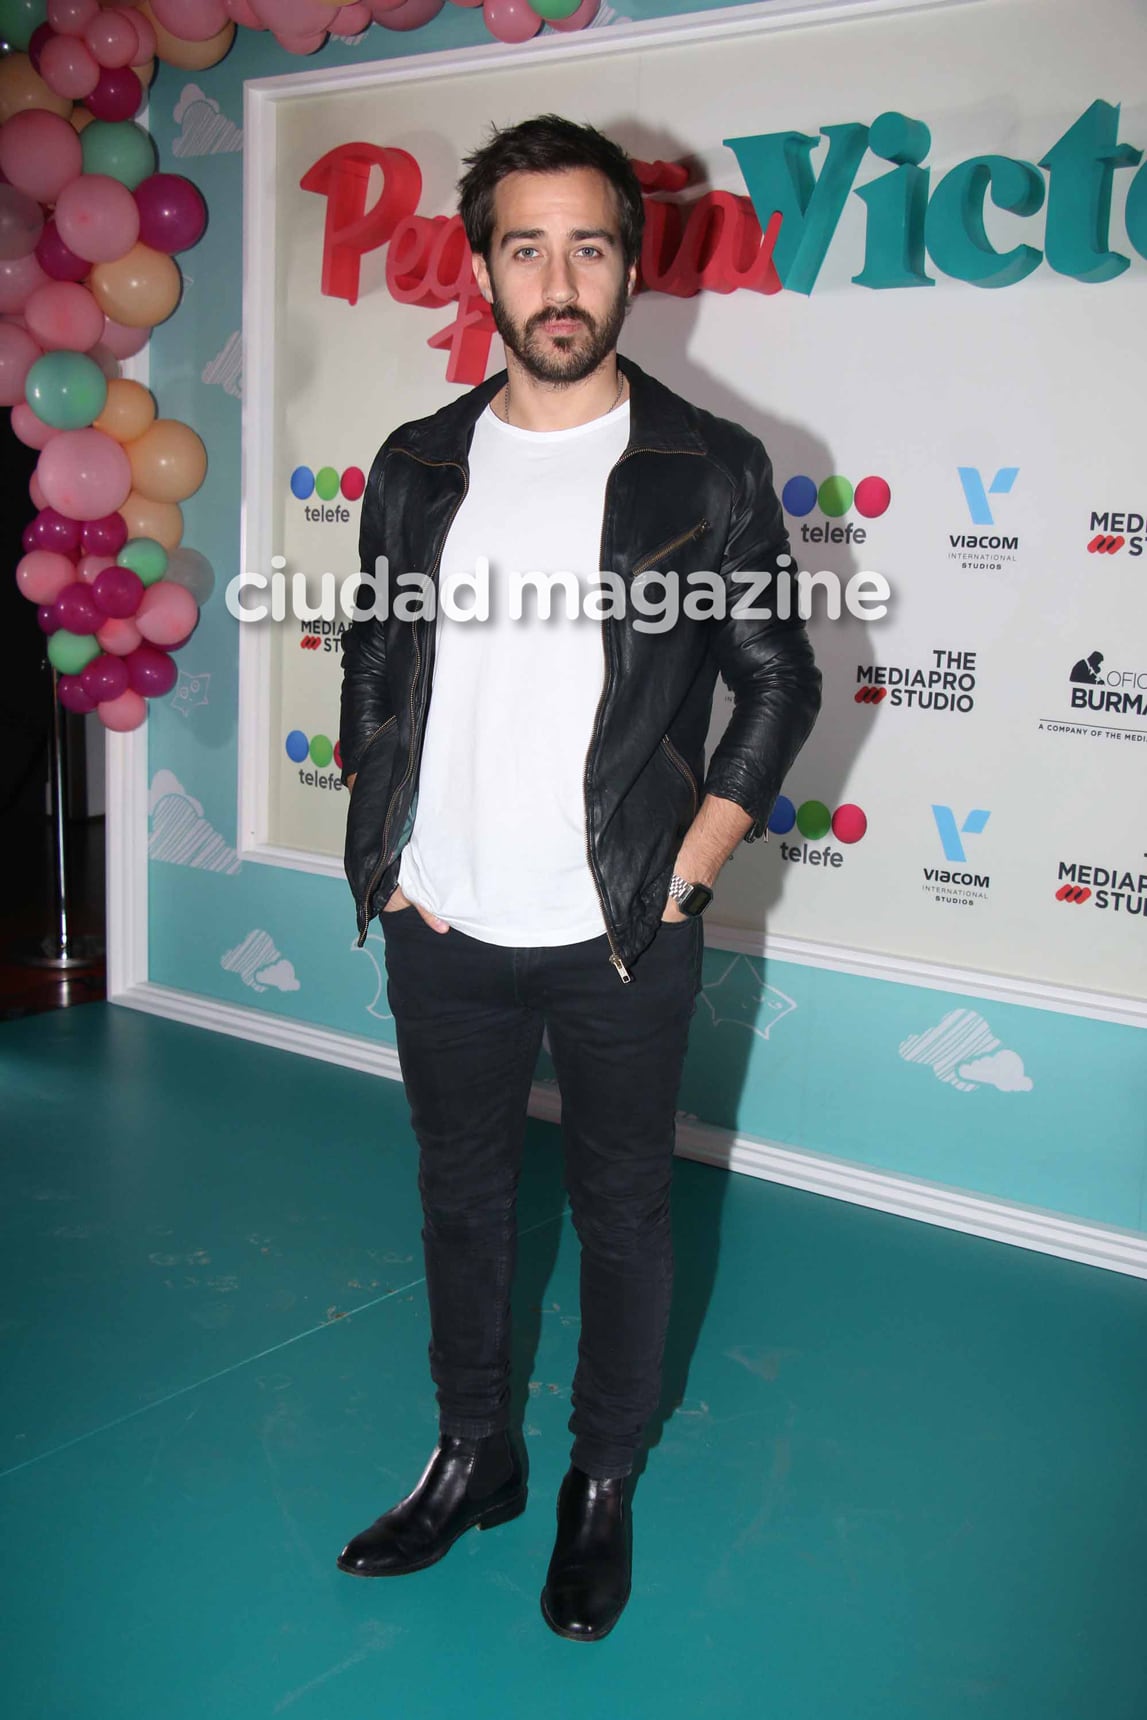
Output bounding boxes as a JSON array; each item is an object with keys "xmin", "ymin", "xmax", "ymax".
[{"xmin": 680, "ymin": 882, "xmax": 714, "ymax": 916}]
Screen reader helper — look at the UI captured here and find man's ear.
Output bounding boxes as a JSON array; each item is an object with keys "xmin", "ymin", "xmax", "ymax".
[{"xmin": 472, "ymin": 252, "xmax": 493, "ymax": 305}]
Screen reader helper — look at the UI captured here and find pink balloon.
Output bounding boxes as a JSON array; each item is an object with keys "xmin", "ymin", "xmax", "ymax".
[
  {"xmin": 0, "ymin": 112, "xmax": 84, "ymax": 208},
  {"xmin": 126, "ymin": 10, "xmax": 157, "ymax": 61},
  {"xmin": 0, "ymin": 251, "xmax": 51, "ymax": 316},
  {"xmin": 136, "ymin": 580, "xmax": 199, "ymax": 646},
  {"xmin": 53, "ymin": 579, "xmax": 104, "ymax": 632},
  {"xmin": 47, "ymin": 0, "xmax": 100, "ymax": 35},
  {"xmin": 134, "ymin": 174, "xmax": 206, "ymax": 254},
  {"xmin": 367, "ymin": 0, "xmax": 409, "ymax": 12},
  {"xmin": 81, "ymin": 650, "xmax": 130, "ymax": 702},
  {"xmin": 40, "ymin": 33, "xmax": 101, "ymax": 99},
  {"xmin": 275, "ymin": 29, "xmax": 326, "ymax": 51},
  {"xmin": 87, "ymin": 65, "xmax": 143, "ymax": 123},
  {"xmin": 0, "ymin": 320, "xmax": 42, "ymax": 405},
  {"xmin": 25, "ymin": 281, "xmax": 104, "ymax": 352},
  {"xmin": 36, "ymin": 219, "xmax": 92, "ymax": 284},
  {"xmin": 92, "ymin": 563, "xmax": 142, "ymax": 617},
  {"xmin": 58, "ymin": 673, "xmax": 97, "ymax": 712},
  {"xmin": 331, "ymin": 1, "xmax": 372, "ymax": 29},
  {"xmin": 29, "ymin": 472, "xmax": 48, "ymax": 510},
  {"xmin": 89, "ymin": 341, "xmax": 121, "ymax": 380},
  {"xmin": 97, "ymin": 687, "xmax": 147, "ymax": 730},
  {"xmin": 252, "ymin": 0, "xmax": 337, "ymax": 29},
  {"xmin": 29, "ymin": 505, "xmax": 82, "ymax": 554},
  {"xmin": 224, "ymin": 0, "xmax": 266, "ymax": 26},
  {"xmin": 96, "ymin": 615, "xmax": 142, "ymax": 655},
  {"xmin": 0, "ymin": 185, "xmax": 45, "ymax": 262},
  {"xmin": 376, "ymin": 0, "xmax": 445, "ymax": 28},
  {"xmin": 56, "ymin": 174, "xmax": 141, "ymax": 263},
  {"xmin": 16, "ymin": 549, "xmax": 76, "ymax": 605},
  {"xmin": 81, "ymin": 512, "xmax": 128, "ymax": 556},
  {"xmin": 151, "ymin": 0, "xmax": 230, "ymax": 37},
  {"xmin": 38, "ymin": 427, "xmax": 133, "ymax": 521},
  {"xmin": 84, "ymin": 10, "xmax": 144, "ymax": 68},
  {"xmin": 548, "ymin": 0, "xmax": 599, "ymax": 25},
  {"xmin": 12, "ymin": 399, "xmax": 59, "ymax": 449},
  {"xmin": 99, "ymin": 314, "xmax": 151, "ymax": 358},
  {"xmin": 77, "ymin": 552, "xmax": 116, "ymax": 583},
  {"xmin": 125, "ymin": 641, "xmax": 177, "ymax": 695}
]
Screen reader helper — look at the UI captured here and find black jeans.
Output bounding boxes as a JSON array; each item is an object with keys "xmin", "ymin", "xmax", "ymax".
[{"xmin": 380, "ymin": 907, "xmax": 703, "ymax": 1480}]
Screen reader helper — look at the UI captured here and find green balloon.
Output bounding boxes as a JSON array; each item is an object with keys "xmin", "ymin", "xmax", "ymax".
[
  {"xmin": 25, "ymin": 351, "xmax": 107, "ymax": 431},
  {"xmin": 117, "ymin": 537, "xmax": 168, "ymax": 585},
  {"xmin": 0, "ymin": 0, "xmax": 47, "ymax": 54},
  {"xmin": 47, "ymin": 630, "xmax": 100, "ymax": 676},
  {"xmin": 527, "ymin": 0, "xmax": 581, "ymax": 15},
  {"xmin": 80, "ymin": 121, "xmax": 158, "ymax": 192}
]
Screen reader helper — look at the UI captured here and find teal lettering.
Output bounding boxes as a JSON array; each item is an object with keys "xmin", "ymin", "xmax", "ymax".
[
  {"xmin": 925, "ymin": 154, "xmax": 1045, "ymax": 287},
  {"xmin": 723, "ymin": 123, "xmax": 869, "ymax": 293},
  {"xmin": 1040, "ymin": 99, "xmax": 1142, "ymax": 281},
  {"xmin": 852, "ymin": 110, "xmax": 934, "ymax": 289}
]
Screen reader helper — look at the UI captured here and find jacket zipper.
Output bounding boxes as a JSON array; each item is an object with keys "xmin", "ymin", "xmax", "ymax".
[
  {"xmin": 660, "ymin": 734, "xmax": 698, "ymax": 818},
  {"xmin": 356, "ymin": 456, "xmax": 469, "ymax": 948}
]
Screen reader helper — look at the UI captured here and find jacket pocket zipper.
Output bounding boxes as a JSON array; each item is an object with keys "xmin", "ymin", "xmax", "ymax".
[
  {"xmin": 660, "ymin": 734, "xmax": 698, "ymax": 819},
  {"xmin": 631, "ymin": 517, "xmax": 708, "ymax": 578}
]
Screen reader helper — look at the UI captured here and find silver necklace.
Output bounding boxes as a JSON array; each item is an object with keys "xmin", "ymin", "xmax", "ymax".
[{"xmin": 499, "ymin": 367, "xmax": 626, "ymax": 427}]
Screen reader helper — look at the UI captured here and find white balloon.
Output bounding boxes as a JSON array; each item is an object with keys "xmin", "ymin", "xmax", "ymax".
[{"xmin": 164, "ymin": 545, "xmax": 215, "ymax": 605}]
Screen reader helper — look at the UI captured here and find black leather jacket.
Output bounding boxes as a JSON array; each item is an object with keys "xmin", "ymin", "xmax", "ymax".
[{"xmin": 339, "ymin": 352, "xmax": 821, "ymax": 978}]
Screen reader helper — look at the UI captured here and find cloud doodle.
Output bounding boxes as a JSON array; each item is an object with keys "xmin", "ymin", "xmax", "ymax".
[
  {"xmin": 172, "ymin": 84, "xmax": 243, "ymax": 157},
  {"xmin": 149, "ymin": 769, "xmax": 240, "ymax": 874},
  {"xmin": 899, "ymin": 1008, "xmax": 1033, "ymax": 1093}
]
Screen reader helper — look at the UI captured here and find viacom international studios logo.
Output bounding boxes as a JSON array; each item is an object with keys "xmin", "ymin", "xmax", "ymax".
[
  {"xmin": 1053, "ymin": 858, "xmax": 1147, "ymax": 918},
  {"xmin": 781, "ymin": 474, "xmax": 891, "ymax": 546},
  {"xmin": 924, "ymin": 804, "xmax": 991, "ymax": 906},
  {"xmin": 854, "ymin": 649, "xmax": 978, "ymax": 714},
  {"xmin": 767, "ymin": 793, "xmax": 868, "ymax": 869},
  {"xmin": 289, "ymin": 462, "xmax": 365, "ymax": 525},
  {"xmin": 1037, "ymin": 650, "xmax": 1147, "ymax": 744},
  {"xmin": 947, "ymin": 466, "xmax": 1020, "ymax": 570}
]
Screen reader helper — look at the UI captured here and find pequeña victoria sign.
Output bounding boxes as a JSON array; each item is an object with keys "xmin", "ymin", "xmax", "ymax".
[{"xmin": 299, "ymin": 100, "xmax": 1146, "ymax": 385}]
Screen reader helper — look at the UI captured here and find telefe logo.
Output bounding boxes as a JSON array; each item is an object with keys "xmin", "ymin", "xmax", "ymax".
[
  {"xmin": 768, "ymin": 794, "xmax": 868, "ymax": 869},
  {"xmin": 289, "ymin": 464, "xmax": 366, "ymax": 525},
  {"xmin": 285, "ymin": 729, "xmax": 345, "ymax": 791}
]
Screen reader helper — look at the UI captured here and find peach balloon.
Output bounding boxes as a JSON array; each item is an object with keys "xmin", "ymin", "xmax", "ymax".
[
  {"xmin": 96, "ymin": 615, "xmax": 143, "ymax": 655},
  {"xmin": 119, "ymin": 489, "xmax": 183, "ymax": 550},
  {"xmin": 94, "ymin": 376, "xmax": 156, "ymax": 442},
  {"xmin": 0, "ymin": 55, "xmax": 74, "ymax": 124},
  {"xmin": 97, "ymin": 687, "xmax": 147, "ymax": 730},
  {"xmin": 137, "ymin": 3, "xmax": 236, "ymax": 68},
  {"xmin": 89, "ymin": 243, "xmax": 181, "ymax": 328},
  {"xmin": 126, "ymin": 417, "xmax": 207, "ymax": 503},
  {"xmin": 71, "ymin": 107, "xmax": 95, "ymax": 132}
]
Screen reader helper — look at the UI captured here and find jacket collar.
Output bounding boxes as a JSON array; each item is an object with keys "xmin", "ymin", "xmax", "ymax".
[{"xmin": 391, "ymin": 351, "xmax": 707, "ymax": 464}]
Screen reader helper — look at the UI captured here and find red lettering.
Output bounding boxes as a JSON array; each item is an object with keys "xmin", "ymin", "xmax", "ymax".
[{"xmin": 300, "ymin": 142, "xmax": 422, "ymax": 305}]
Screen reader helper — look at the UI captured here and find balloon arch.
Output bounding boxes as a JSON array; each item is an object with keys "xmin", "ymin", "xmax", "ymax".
[{"xmin": 0, "ymin": 0, "xmax": 600, "ymax": 733}]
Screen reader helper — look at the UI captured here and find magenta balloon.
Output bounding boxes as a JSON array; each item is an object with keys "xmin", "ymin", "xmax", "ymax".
[
  {"xmin": 12, "ymin": 400, "xmax": 59, "ymax": 450},
  {"xmin": 86, "ymin": 65, "xmax": 143, "ymax": 123},
  {"xmin": 97, "ymin": 687, "xmax": 146, "ymax": 730},
  {"xmin": 99, "ymin": 315, "xmax": 151, "ymax": 358},
  {"xmin": 376, "ymin": 0, "xmax": 445, "ymax": 26},
  {"xmin": 0, "ymin": 321, "xmax": 42, "ymax": 406},
  {"xmin": 92, "ymin": 563, "xmax": 143, "ymax": 617},
  {"xmin": 38, "ymin": 427, "xmax": 133, "ymax": 521},
  {"xmin": 22, "ymin": 521, "xmax": 39, "ymax": 553},
  {"xmin": 25, "ymin": 281, "xmax": 105, "ymax": 352},
  {"xmin": 59, "ymin": 673, "xmax": 97, "ymax": 711},
  {"xmin": 133, "ymin": 174, "xmax": 207, "ymax": 255},
  {"xmin": 16, "ymin": 549, "xmax": 76, "ymax": 605},
  {"xmin": 125, "ymin": 642, "xmax": 178, "ymax": 696},
  {"xmin": 0, "ymin": 111, "xmax": 84, "ymax": 207},
  {"xmin": 548, "ymin": 0, "xmax": 599, "ymax": 25},
  {"xmin": 80, "ymin": 650, "xmax": 130, "ymax": 702},
  {"xmin": 136, "ymin": 580, "xmax": 198, "ymax": 646},
  {"xmin": 81, "ymin": 512, "xmax": 129, "ymax": 556},
  {"xmin": 31, "ymin": 506, "xmax": 83, "ymax": 554},
  {"xmin": 40, "ymin": 604, "xmax": 64, "ymax": 637},
  {"xmin": 55, "ymin": 174, "xmax": 141, "ymax": 264},
  {"xmin": 35, "ymin": 220, "xmax": 92, "ymax": 285},
  {"xmin": 0, "ymin": 186, "xmax": 45, "ymax": 263},
  {"xmin": 53, "ymin": 579, "xmax": 104, "ymax": 633},
  {"xmin": 152, "ymin": 0, "xmax": 230, "ymax": 37},
  {"xmin": 40, "ymin": 32, "xmax": 101, "ymax": 99},
  {"xmin": 85, "ymin": 11, "xmax": 141, "ymax": 68},
  {"xmin": 0, "ymin": 251, "xmax": 51, "ymax": 316},
  {"xmin": 28, "ymin": 23, "xmax": 53, "ymax": 70}
]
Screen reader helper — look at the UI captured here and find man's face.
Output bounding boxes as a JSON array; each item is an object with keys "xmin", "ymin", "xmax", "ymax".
[{"xmin": 472, "ymin": 167, "xmax": 637, "ymax": 386}]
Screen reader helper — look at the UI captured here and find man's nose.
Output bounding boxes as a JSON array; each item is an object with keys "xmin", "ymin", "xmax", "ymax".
[{"xmin": 543, "ymin": 255, "xmax": 577, "ymax": 304}]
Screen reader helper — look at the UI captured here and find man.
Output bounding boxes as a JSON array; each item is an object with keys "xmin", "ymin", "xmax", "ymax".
[{"xmin": 336, "ymin": 114, "xmax": 821, "ymax": 1641}]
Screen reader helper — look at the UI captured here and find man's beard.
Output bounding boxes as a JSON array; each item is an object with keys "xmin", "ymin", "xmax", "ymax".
[{"xmin": 489, "ymin": 274, "xmax": 630, "ymax": 386}]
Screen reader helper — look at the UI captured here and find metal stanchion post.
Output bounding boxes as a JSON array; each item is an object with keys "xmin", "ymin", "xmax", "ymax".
[{"xmin": 20, "ymin": 669, "xmax": 104, "ymax": 971}]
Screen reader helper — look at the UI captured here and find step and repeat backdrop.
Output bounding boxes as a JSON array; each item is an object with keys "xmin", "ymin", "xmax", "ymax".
[{"xmin": 241, "ymin": 0, "xmax": 1147, "ymax": 1007}]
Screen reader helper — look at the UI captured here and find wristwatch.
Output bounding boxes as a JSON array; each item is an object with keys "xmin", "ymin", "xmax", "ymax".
[{"xmin": 667, "ymin": 873, "xmax": 714, "ymax": 917}]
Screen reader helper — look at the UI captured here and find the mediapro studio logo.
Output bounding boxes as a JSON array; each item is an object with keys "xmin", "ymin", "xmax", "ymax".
[
  {"xmin": 854, "ymin": 648, "xmax": 977, "ymax": 714},
  {"xmin": 1054, "ymin": 860, "xmax": 1147, "ymax": 917},
  {"xmin": 924, "ymin": 804, "xmax": 991, "ymax": 906},
  {"xmin": 1086, "ymin": 508, "xmax": 1145, "ymax": 556},
  {"xmin": 948, "ymin": 466, "xmax": 1019, "ymax": 570},
  {"xmin": 781, "ymin": 474, "xmax": 891, "ymax": 547}
]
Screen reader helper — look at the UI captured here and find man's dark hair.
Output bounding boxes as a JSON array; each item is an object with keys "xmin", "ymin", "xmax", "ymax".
[{"xmin": 458, "ymin": 113, "xmax": 645, "ymax": 270}]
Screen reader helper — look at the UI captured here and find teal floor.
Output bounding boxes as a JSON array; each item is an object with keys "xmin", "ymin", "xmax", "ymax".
[{"xmin": 2, "ymin": 1004, "xmax": 1145, "ymax": 1720}]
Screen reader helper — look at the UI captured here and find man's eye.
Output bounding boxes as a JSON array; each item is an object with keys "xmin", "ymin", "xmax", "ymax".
[
  {"xmin": 514, "ymin": 248, "xmax": 538, "ymax": 260},
  {"xmin": 575, "ymin": 247, "xmax": 602, "ymax": 259}
]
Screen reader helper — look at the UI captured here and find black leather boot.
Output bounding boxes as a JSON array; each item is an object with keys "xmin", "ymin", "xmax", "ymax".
[
  {"xmin": 337, "ymin": 1429, "xmax": 526, "ymax": 1577},
  {"xmin": 539, "ymin": 1465, "xmax": 632, "ymax": 1641}
]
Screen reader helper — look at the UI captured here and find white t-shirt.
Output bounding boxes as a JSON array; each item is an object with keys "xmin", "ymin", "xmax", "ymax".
[{"xmin": 397, "ymin": 398, "xmax": 631, "ymax": 945}]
